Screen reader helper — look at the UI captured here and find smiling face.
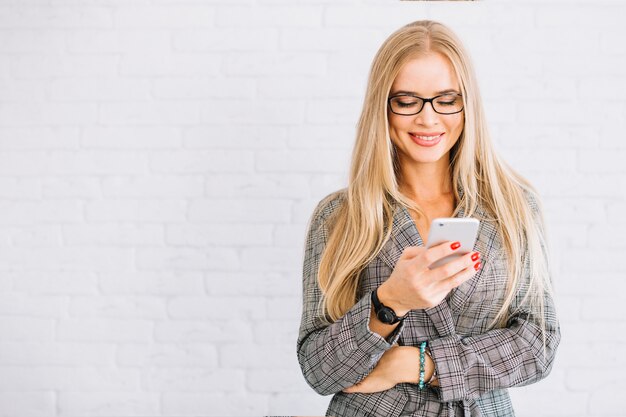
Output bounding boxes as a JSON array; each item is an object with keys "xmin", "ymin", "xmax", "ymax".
[{"xmin": 388, "ymin": 52, "xmax": 465, "ymax": 169}]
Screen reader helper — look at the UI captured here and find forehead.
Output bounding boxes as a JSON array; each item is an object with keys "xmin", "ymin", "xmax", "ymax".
[{"xmin": 391, "ymin": 52, "xmax": 460, "ymax": 95}]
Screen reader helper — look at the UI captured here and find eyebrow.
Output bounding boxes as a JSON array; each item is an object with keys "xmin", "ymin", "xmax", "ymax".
[{"xmin": 390, "ymin": 88, "xmax": 460, "ymax": 96}]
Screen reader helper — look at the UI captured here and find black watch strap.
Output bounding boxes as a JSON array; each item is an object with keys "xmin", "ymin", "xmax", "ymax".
[{"xmin": 371, "ymin": 288, "xmax": 404, "ymax": 324}]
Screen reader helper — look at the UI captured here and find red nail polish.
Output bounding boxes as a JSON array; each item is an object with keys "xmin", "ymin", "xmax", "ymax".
[
  {"xmin": 471, "ymin": 252, "xmax": 480, "ymax": 261},
  {"xmin": 474, "ymin": 262, "xmax": 481, "ymax": 271},
  {"xmin": 451, "ymin": 242, "xmax": 461, "ymax": 250}
]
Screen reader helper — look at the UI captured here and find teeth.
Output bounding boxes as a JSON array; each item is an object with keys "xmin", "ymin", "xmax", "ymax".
[{"xmin": 412, "ymin": 134, "xmax": 441, "ymax": 141}]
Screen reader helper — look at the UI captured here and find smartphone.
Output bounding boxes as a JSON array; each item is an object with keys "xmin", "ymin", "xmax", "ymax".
[{"xmin": 425, "ymin": 218, "xmax": 480, "ymax": 269}]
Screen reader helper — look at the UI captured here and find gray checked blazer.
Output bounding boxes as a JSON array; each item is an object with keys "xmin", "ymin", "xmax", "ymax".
[{"xmin": 297, "ymin": 188, "xmax": 561, "ymax": 417}]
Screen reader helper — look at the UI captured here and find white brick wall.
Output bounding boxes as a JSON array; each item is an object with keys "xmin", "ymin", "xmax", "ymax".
[{"xmin": 0, "ymin": 1, "xmax": 624, "ymax": 416}]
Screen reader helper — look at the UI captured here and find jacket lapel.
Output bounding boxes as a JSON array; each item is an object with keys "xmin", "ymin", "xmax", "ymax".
[{"xmin": 376, "ymin": 188, "xmax": 495, "ymax": 338}]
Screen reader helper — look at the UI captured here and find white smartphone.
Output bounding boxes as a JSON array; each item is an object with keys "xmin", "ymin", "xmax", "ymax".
[{"xmin": 425, "ymin": 218, "xmax": 480, "ymax": 269}]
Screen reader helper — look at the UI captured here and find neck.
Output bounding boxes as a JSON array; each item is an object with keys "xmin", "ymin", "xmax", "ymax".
[{"xmin": 397, "ymin": 158, "xmax": 453, "ymax": 203}]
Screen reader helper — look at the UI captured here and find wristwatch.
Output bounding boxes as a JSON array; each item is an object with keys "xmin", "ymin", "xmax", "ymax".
[{"xmin": 371, "ymin": 288, "xmax": 405, "ymax": 324}]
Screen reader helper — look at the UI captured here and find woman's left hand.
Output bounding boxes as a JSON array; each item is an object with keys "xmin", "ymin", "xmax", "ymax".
[{"xmin": 343, "ymin": 345, "xmax": 420, "ymax": 394}]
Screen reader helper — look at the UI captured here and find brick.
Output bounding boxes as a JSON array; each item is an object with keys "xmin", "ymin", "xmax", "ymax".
[
  {"xmin": 150, "ymin": 150, "xmax": 255, "ymax": 173},
  {"xmin": 168, "ymin": 296, "xmax": 266, "ymax": 320},
  {"xmin": 102, "ymin": 175, "xmax": 204, "ymax": 198},
  {"xmin": 58, "ymin": 392, "xmax": 160, "ymax": 417},
  {"xmin": 166, "ymin": 223, "xmax": 273, "ymax": 246},
  {"xmin": 0, "ymin": 178, "xmax": 41, "ymax": 198},
  {"xmin": 188, "ymin": 199, "xmax": 292, "ymax": 223},
  {"xmin": 82, "ymin": 126, "xmax": 182, "ymax": 149},
  {"xmin": 0, "ymin": 201, "xmax": 80, "ymax": 224},
  {"xmin": 119, "ymin": 53, "xmax": 220, "ymax": 77},
  {"xmin": 0, "ymin": 29, "xmax": 65, "ymax": 53},
  {"xmin": 220, "ymin": 343, "xmax": 293, "ymax": 369},
  {"xmin": 0, "ymin": 78, "xmax": 45, "ymax": 101},
  {"xmin": 184, "ymin": 126, "xmax": 288, "ymax": 149},
  {"xmin": 154, "ymin": 319, "xmax": 254, "ymax": 343},
  {"xmin": 114, "ymin": 5, "xmax": 215, "ymax": 28},
  {"xmin": 13, "ymin": 270, "xmax": 98, "ymax": 295},
  {"xmin": 63, "ymin": 224, "xmax": 164, "ymax": 246},
  {"xmin": 280, "ymin": 27, "xmax": 386, "ymax": 52},
  {"xmin": 0, "ymin": 342, "xmax": 115, "ymax": 366},
  {"xmin": 136, "ymin": 247, "xmax": 239, "ymax": 271},
  {"xmin": 56, "ymin": 319, "xmax": 153, "ymax": 342},
  {"xmin": 0, "ymin": 392, "xmax": 56, "ymax": 417},
  {"xmin": 117, "ymin": 343, "xmax": 218, "ymax": 367},
  {"xmin": 205, "ymin": 272, "xmax": 299, "ymax": 297},
  {"xmin": 252, "ymin": 319, "xmax": 299, "ymax": 345},
  {"xmin": 305, "ymin": 98, "xmax": 362, "ymax": 124},
  {"xmin": 99, "ymin": 271, "xmax": 204, "ymax": 295},
  {"xmin": 0, "ymin": 367, "xmax": 140, "ymax": 391},
  {"xmin": 100, "ymin": 101, "xmax": 201, "ymax": 125},
  {"xmin": 0, "ymin": 6, "xmax": 113, "ymax": 29},
  {"xmin": 247, "ymin": 369, "xmax": 310, "ymax": 393},
  {"xmin": 0, "ymin": 127, "xmax": 80, "ymax": 149},
  {"xmin": 200, "ymin": 98, "xmax": 305, "ymax": 125},
  {"xmin": 258, "ymin": 75, "xmax": 363, "ymax": 100},
  {"xmin": 581, "ymin": 296, "xmax": 626, "ymax": 321},
  {"xmin": 42, "ymin": 177, "xmax": 102, "ymax": 199},
  {"xmin": 240, "ymin": 247, "xmax": 302, "ymax": 272},
  {"xmin": 269, "ymin": 392, "xmax": 330, "ymax": 417},
  {"xmin": 223, "ymin": 52, "xmax": 326, "ymax": 77},
  {"xmin": 142, "ymin": 368, "xmax": 245, "ymax": 392},
  {"xmin": 256, "ymin": 149, "xmax": 350, "ymax": 173},
  {"xmin": 162, "ymin": 392, "xmax": 267, "ymax": 416},
  {"xmin": 498, "ymin": 148, "xmax": 576, "ymax": 173},
  {"xmin": 173, "ymin": 28, "xmax": 278, "ymax": 51},
  {"xmin": 0, "ymin": 247, "xmax": 133, "ymax": 271},
  {"xmin": 579, "ymin": 150, "xmax": 626, "ymax": 173},
  {"xmin": 535, "ymin": 5, "xmax": 626, "ymax": 28},
  {"xmin": 205, "ymin": 173, "xmax": 310, "ymax": 199},
  {"xmin": 11, "ymin": 54, "xmax": 119, "ymax": 78},
  {"xmin": 0, "ymin": 317, "xmax": 54, "ymax": 341},
  {"xmin": 0, "ymin": 294, "xmax": 67, "ymax": 317},
  {"xmin": 69, "ymin": 296, "xmax": 167, "ymax": 319},
  {"xmin": 66, "ymin": 29, "xmax": 172, "ymax": 53},
  {"xmin": 44, "ymin": 151, "xmax": 148, "ymax": 175},
  {"xmin": 216, "ymin": 6, "xmax": 322, "ymax": 27},
  {"xmin": 154, "ymin": 77, "xmax": 257, "ymax": 99},
  {"xmin": 48, "ymin": 77, "xmax": 151, "ymax": 101},
  {"xmin": 85, "ymin": 200, "xmax": 187, "ymax": 223}
]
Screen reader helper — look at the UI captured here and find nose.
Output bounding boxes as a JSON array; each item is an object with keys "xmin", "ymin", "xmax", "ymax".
[{"xmin": 414, "ymin": 101, "xmax": 439, "ymax": 125}]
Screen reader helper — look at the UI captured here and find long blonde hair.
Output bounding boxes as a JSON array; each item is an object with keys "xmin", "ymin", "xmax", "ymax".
[{"xmin": 317, "ymin": 20, "xmax": 554, "ymax": 345}]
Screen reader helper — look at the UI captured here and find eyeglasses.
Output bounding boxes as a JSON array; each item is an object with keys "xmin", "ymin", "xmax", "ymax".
[{"xmin": 388, "ymin": 93, "xmax": 464, "ymax": 116}]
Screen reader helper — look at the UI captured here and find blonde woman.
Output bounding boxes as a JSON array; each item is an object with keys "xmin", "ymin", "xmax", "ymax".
[{"xmin": 297, "ymin": 20, "xmax": 561, "ymax": 417}]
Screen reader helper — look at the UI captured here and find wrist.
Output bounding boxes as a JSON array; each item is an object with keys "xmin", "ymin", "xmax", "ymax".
[{"xmin": 377, "ymin": 283, "xmax": 410, "ymax": 317}]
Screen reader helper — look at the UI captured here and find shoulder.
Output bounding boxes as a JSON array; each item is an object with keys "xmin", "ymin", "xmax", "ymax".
[{"xmin": 309, "ymin": 188, "xmax": 348, "ymax": 225}]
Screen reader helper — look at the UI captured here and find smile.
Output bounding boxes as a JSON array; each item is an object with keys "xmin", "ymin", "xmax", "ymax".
[{"xmin": 409, "ymin": 132, "xmax": 444, "ymax": 147}]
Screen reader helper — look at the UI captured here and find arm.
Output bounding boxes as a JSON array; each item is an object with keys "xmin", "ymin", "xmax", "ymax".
[
  {"xmin": 429, "ymin": 192, "xmax": 561, "ymax": 402},
  {"xmin": 296, "ymin": 194, "xmax": 404, "ymax": 396}
]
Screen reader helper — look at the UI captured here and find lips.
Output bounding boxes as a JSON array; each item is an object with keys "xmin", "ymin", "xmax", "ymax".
[{"xmin": 408, "ymin": 132, "xmax": 444, "ymax": 147}]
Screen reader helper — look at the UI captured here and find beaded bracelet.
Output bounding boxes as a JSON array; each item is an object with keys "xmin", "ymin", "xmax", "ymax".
[{"xmin": 418, "ymin": 341, "xmax": 427, "ymax": 390}]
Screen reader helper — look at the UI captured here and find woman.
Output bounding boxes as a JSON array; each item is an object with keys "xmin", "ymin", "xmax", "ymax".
[{"xmin": 297, "ymin": 20, "xmax": 560, "ymax": 417}]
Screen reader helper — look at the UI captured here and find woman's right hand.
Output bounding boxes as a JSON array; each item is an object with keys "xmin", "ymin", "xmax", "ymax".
[{"xmin": 377, "ymin": 242, "xmax": 481, "ymax": 316}]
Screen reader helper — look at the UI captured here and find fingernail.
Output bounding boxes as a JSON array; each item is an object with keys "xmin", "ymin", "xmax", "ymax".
[
  {"xmin": 451, "ymin": 241, "xmax": 461, "ymax": 250},
  {"xmin": 471, "ymin": 252, "xmax": 480, "ymax": 261},
  {"xmin": 474, "ymin": 262, "xmax": 481, "ymax": 271}
]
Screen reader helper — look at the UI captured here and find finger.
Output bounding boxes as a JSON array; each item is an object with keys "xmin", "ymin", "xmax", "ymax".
[
  {"xmin": 440, "ymin": 262, "xmax": 479, "ymax": 291},
  {"xmin": 399, "ymin": 245, "xmax": 425, "ymax": 261},
  {"xmin": 424, "ymin": 240, "xmax": 467, "ymax": 267},
  {"xmin": 426, "ymin": 249, "xmax": 480, "ymax": 280}
]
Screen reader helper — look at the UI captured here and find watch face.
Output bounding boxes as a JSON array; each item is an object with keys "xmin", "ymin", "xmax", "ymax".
[{"xmin": 378, "ymin": 308, "xmax": 396, "ymax": 324}]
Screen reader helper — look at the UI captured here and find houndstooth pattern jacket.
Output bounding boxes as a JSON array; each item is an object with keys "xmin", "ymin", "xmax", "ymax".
[{"xmin": 297, "ymin": 188, "xmax": 561, "ymax": 417}]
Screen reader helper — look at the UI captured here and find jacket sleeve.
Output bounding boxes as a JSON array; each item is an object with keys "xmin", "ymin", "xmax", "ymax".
[
  {"xmin": 296, "ymin": 192, "xmax": 404, "ymax": 396},
  {"xmin": 428, "ymin": 191, "xmax": 561, "ymax": 402}
]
